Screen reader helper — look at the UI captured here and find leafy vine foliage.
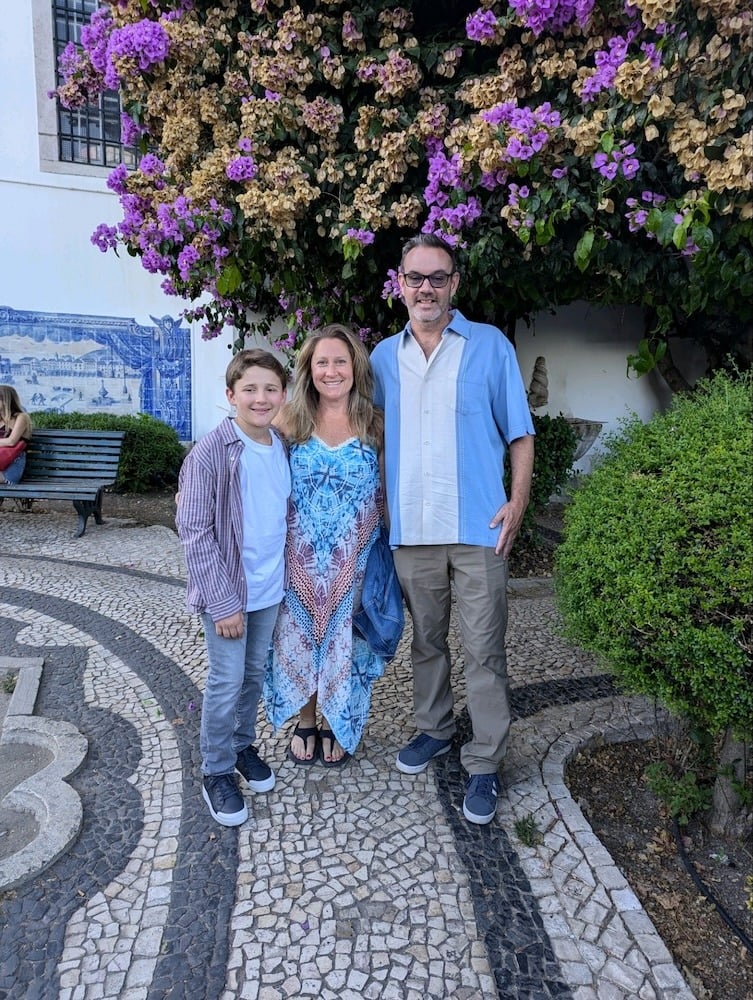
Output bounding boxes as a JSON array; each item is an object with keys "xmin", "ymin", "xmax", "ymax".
[{"xmin": 57, "ymin": 1, "xmax": 752, "ymax": 359}]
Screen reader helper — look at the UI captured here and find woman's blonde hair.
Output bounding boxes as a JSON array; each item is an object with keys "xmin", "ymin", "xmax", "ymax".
[
  {"xmin": 0, "ymin": 384, "xmax": 28, "ymax": 430},
  {"xmin": 282, "ymin": 324, "xmax": 383, "ymax": 449}
]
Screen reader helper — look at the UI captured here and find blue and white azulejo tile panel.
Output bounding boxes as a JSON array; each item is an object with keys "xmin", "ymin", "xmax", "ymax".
[{"xmin": 0, "ymin": 306, "xmax": 191, "ymax": 440}]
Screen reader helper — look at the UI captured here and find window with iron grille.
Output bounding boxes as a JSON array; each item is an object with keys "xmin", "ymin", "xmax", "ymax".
[{"xmin": 53, "ymin": 0, "xmax": 136, "ymax": 168}]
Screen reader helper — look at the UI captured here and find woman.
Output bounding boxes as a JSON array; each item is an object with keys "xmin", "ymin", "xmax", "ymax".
[
  {"xmin": 264, "ymin": 324, "xmax": 387, "ymax": 767},
  {"xmin": 0, "ymin": 385, "xmax": 32, "ymax": 484}
]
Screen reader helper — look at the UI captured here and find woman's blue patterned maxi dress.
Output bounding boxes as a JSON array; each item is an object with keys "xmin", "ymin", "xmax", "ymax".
[{"xmin": 264, "ymin": 436, "xmax": 386, "ymax": 754}]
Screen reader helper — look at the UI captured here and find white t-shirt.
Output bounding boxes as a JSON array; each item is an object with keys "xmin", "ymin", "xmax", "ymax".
[{"xmin": 235, "ymin": 428, "xmax": 290, "ymax": 611}]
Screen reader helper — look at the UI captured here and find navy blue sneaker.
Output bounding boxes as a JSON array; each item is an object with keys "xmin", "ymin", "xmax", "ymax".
[
  {"xmin": 396, "ymin": 733, "xmax": 452, "ymax": 774},
  {"xmin": 202, "ymin": 773, "xmax": 248, "ymax": 826},
  {"xmin": 235, "ymin": 745, "xmax": 276, "ymax": 793},
  {"xmin": 463, "ymin": 773, "xmax": 500, "ymax": 825}
]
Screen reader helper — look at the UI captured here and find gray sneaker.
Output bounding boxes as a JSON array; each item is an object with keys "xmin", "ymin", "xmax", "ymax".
[
  {"xmin": 235, "ymin": 745, "xmax": 276, "ymax": 793},
  {"xmin": 396, "ymin": 733, "xmax": 452, "ymax": 774},
  {"xmin": 202, "ymin": 773, "xmax": 248, "ymax": 826}
]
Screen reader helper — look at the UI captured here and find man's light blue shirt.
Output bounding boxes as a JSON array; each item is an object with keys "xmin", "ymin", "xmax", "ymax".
[{"xmin": 371, "ymin": 310, "xmax": 534, "ymax": 548}]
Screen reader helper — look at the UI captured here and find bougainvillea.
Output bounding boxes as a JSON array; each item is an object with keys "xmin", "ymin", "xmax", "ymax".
[{"xmin": 57, "ymin": 0, "xmax": 752, "ymax": 372}]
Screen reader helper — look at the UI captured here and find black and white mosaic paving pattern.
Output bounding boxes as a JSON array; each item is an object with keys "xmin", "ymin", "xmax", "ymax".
[{"xmin": 0, "ymin": 514, "xmax": 695, "ymax": 1000}]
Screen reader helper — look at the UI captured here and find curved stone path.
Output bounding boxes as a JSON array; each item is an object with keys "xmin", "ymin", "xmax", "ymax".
[{"xmin": 0, "ymin": 508, "xmax": 695, "ymax": 999}]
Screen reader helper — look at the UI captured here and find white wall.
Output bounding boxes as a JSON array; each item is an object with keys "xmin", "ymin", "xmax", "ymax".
[
  {"xmin": 0, "ymin": 2, "xmax": 230, "ymax": 442},
  {"xmin": 516, "ymin": 303, "xmax": 706, "ymax": 472}
]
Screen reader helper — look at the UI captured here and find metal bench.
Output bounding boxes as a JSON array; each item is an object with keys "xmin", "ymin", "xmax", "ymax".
[{"xmin": 0, "ymin": 428, "xmax": 126, "ymax": 536}]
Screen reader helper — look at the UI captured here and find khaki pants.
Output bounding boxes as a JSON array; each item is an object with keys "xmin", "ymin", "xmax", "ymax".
[{"xmin": 393, "ymin": 544, "xmax": 510, "ymax": 773}]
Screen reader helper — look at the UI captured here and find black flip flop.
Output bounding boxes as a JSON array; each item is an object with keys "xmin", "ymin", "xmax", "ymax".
[
  {"xmin": 319, "ymin": 728, "xmax": 351, "ymax": 769},
  {"xmin": 287, "ymin": 724, "xmax": 320, "ymax": 766}
]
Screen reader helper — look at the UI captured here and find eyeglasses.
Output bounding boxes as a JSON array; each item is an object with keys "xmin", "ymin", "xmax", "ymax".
[{"xmin": 400, "ymin": 270, "xmax": 456, "ymax": 288}]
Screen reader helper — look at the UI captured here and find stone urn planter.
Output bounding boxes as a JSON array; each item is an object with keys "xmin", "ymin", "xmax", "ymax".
[{"xmin": 564, "ymin": 417, "xmax": 603, "ymax": 461}]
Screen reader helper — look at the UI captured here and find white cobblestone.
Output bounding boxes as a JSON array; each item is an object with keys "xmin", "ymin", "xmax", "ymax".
[{"xmin": 0, "ymin": 518, "xmax": 697, "ymax": 999}]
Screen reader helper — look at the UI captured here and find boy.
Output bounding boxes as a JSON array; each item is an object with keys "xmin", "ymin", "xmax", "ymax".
[{"xmin": 177, "ymin": 349, "xmax": 290, "ymax": 826}]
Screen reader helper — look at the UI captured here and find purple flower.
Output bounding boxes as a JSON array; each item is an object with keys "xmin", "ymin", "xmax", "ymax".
[
  {"xmin": 238, "ymin": 137, "xmax": 253, "ymax": 153},
  {"xmin": 106, "ymin": 164, "xmax": 129, "ymax": 195},
  {"xmin": 641, "ymin": 41, "xmax": 662, "ymax": 70},
  {"xmin": 466, "ymin": 10, "xmax": 498, "ymax": 42},
  {"xmin": 155, "ymin": 204, "xmax": 182, "ymax": 242},
  {"xmin": 81, "ymin": 8, "xmax": 112, "ymax": 74},
  {"xmin": 173, "ymin": 195, "xmax": 196, "ymax": 224},
  {"xmin": 551, "ymin": 166, "xmax": 569, "ymax": 179},
  {"xmin": 59, "ymin": 40, "xmax": 83, "ymax": 78},
  {"xmin": 506, "ymin": 137, "xmax": 534, "ymax": 161},
  {"xmin": 424, "ymin": 146, "xmax": 462, "ymax": 207},
  {"xmin": 91, "ymin": 223, "xmax": 118, "ymax": 252},
  {"xmin": 581, "ymin": 34, "xmax": 630, "ymax": 102},
  {"xmin": 117, "ymin": 193, "xmax": 145, "ymax": 236},
  {"xmin": 626, "ymin": 208, "xmax": 649, "ymax": 232},
  {"xmin": 139, "ymin": 153, "xmax": 165, "ymax": 177},
  {"xmin": 104, "ymin": 20, "xmax": 170, "ymax": 89},
  {"xmin": 509, "ymin": 0, "xmax": 595, "ymax": 36},
  {"xmin": 226, "ymin": 156, "xmax": 258, "ymax": 182},
  {"xmin": 345, "ymin": 228, "xmax": 375, "ymax": 246},
  {"xmin": 274, "ymin": 330, "xmax": 296, "ymax": 350},
  {"xmin": 480, "ymin": 170, "xmax": 507, "ymax": 190},
  {"xmin": 481, "ymin": 102, "xmax": 515, "ymax": 127},
  {"xmin": 381, "ymin": 269, "xmax": 402, "ymax": 300},
  {"xmin": 141, "ymin": 247, "xmax": 171, "ymax": 273},
  {"xmin": 177, "ymin": 245, "xmax": 201, "ymax": 281},
  {"xmin": 120, "ymin": 113, "xmax": 144, "ymax": 147},
  {"xmin": 342, "ymin": 12, "xmax": 363, "ymax": 45},
  {"xmin": 594, "ymin": 142, "xmax": 641, "ymax": 182},
  {"xmin": 530, "ymin": 131, "xmax": 549, "ymax": 152}
]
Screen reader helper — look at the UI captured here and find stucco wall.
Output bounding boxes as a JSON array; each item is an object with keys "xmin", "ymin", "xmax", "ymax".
[
  {"xmin": 515, "ymin": 304, "xmax": 706, "ymax": 472},
  {"xmin": 0, "ymin": 3, "xmax": 289, "ymax": 443}
]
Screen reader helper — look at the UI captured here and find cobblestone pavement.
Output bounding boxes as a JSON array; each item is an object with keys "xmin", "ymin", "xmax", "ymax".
[{"xmin": 0, "ymin": 506, "xmax": 696, "ymax": 1000}]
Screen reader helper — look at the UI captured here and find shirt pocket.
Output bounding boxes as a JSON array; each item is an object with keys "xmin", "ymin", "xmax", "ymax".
[{"xmin": 452, "ymin": 379, "xmax": 486, "ymax": 416}]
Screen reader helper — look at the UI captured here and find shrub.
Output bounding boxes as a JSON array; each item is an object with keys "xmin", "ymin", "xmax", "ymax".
[
  {"xmin": 30, "ymin": 411, "xmax": 185, "ymax": 493},
  {"xmin": 506, "ymin": 413, "xmax": 577, "ymax": 531},
  {"xmin": 554, "ymin": 369, "xmax": 753, "ymax": 740}
]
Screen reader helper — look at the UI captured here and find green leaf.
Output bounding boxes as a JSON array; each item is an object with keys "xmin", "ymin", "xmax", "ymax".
[
  {"xmin": 672, "ymin": 221, "xmax": 689, "ymax": 250},
  {"xmin": 216, "ymin": 262, "xmax": 242, "ymax": 296},
  {"xmin": 574, "ymin": 230, "xmax": 594, "ymax": 272}
]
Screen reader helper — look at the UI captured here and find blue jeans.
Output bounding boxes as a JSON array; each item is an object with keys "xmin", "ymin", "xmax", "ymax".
[
  {"xmin": 200, "ymin": 604, "xmax": 279, "ymax": 775},
  {"xmin": 2, "ymin": 453, "xmax": 26, "ymax": 484}
]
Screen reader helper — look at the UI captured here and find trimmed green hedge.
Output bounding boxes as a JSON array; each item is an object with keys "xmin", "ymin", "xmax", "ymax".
[
  {"xmin": 30, "ymin": 411, "xmax": 185, "ymax": 493},
  {"xmin": 506, "ymin": 413, "xmax": 577, "ymax": 531},
  {"xmin": 554, "ymin": 369, "xmax": 753, "ymax": 739}
]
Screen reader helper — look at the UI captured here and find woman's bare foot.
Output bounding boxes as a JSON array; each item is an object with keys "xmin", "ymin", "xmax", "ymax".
[
  {"xmin": 288, "ymin": 719, "xmax": 318, "ymax": 764},
  {"xmin": 320, "ymin": 724, "xmax": 348, "ymax": 766}
]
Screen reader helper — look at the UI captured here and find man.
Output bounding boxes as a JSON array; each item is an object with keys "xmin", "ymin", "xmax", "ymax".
[{"xmin": 371, "ymin": 233, "xmax": 535, "ymax": 825}]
